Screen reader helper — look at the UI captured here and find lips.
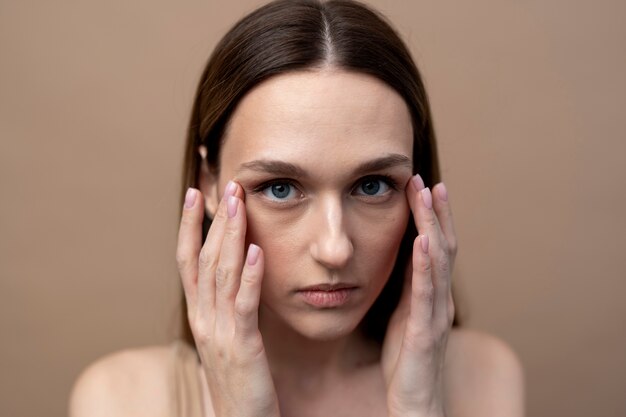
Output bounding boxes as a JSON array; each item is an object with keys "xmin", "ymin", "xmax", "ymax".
[
  {"xmin": 297, "ymin": 283, "xmax": 359, "ymax": 308},
  {"xmin": 298, "ymin": 283, "xmax": 358, "ymax": 292}
]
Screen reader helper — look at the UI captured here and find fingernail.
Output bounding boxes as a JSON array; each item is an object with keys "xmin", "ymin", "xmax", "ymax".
[
  {"xmin": 420, "ymin": 234, "xmax": 429, "ymax": 254},
  {"xmin": 437, "ymin": 182, "xmax": 448, "ymax": 202},
  {"xmin": 421, "ymin": 187, "xmax": 432, "ymax": 209},
  {"xmin": 412, "ymin": 174, "xmax": 425, "ymax": 191},
  {"xmin": 184, "ymin": 188, "xmax": 196, "ymax": 209},
  {"xmin": 227, "ymin": 195, "xmax": 238, "ymax": 218},
  {"xmin": 224, "ymin": 180, "xmax": 237, "ymax": 200},
  {"xmin": 247, "ymin": 244, "xmax": 260, "ymax": 266}
]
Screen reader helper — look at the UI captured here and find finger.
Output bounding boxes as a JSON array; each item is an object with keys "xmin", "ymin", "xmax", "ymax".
[
  {"xmin": 176, "ymin": 188, "xmax": 205, "ymax": 313},
  {"xmin": 395, "ymin": 257, "xmax": 413, "ymax": 314},
  {"xmin": 409, "ymin": 235, "xmax": 434, "ymax": 330},
  {"xmin": 234, "ymin": 244, "xmax": 263, "ymax": 340},
  {"xmin": 215, "ymin": 193, "xmax": 247, "ymax": 329},
  {"xmin": 432, "ymin": 182, "xmax": 458, "ymax": 264},
  {"xmin": 196, "ymin": 181, "xmax": 239, "ymax": 321},
  {"xmin": 405, "ymin": 172, "xmax": 424, "ymax": 215},
  {"xmin": 396, "ymin": 174, "xmax": 425, "ymax": 315},
  {"xmin": 430, "ymin": 183, "xmax": 456, "ymax": 325},
  {"xmin": 407, "ymin": 176, "xmax": 451, "ymax": 326},
  {"xmin": 407, "ymin": 175, "xmax": 446, "ymax": 258}
]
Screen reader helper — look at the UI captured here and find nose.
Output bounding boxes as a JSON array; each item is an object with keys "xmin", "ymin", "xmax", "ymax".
[{"xmin": 309, "ymin": 195, "xmax": 354, "ymax": 270}]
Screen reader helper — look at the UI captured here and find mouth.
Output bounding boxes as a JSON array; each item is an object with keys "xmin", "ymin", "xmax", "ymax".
[
  {"xmin": 298, "ymin": 283, "xmax": 358, "ymax": 292},
  {"xmin": 296, "ymin": 283, "xmax": 359, "ymax": 308}
]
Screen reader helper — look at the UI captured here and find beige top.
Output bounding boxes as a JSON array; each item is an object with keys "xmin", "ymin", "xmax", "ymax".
[{"xmin": 171, "ymin": 340, "xmax": 205, "ymax": 417}]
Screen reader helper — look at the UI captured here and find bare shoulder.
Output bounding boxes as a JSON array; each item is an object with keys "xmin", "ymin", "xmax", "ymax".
[
  {"xmin": 445, "ymin": 328, "xmax": 525, "ymax": 417},
  {"xmin": 69, "ymin": 344, "xmax": 174, "ymax": 417}
]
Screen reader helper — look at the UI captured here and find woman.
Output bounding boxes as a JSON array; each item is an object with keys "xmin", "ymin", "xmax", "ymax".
[{"xmin": 70, "ymin": 1, "xmax": 524, "ymax": 416}]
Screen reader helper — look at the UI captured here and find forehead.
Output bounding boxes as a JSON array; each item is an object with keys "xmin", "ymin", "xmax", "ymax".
[{"xmin": 220, "ymin": 70, "xmax": 413, "ymax": 176}]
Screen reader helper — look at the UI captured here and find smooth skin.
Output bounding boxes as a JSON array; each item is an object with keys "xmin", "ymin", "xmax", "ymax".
[
  {"xmin": 178, "ymin": 175, "xmax": 452, "ymax": 417},
  {"xmin": 69, "ymin": 71, "xmax": 524, "ymax": 417},
  {"xmin": 178, "ymin": 183, "xmax": 280, "ymax": 417}
]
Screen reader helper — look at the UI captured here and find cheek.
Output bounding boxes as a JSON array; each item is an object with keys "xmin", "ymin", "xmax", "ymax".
[
  {"xmin": 244, "ymin": 204, "xmax": 303, "ymax": 287},
  {"xmin": 353, "ymin": 206, "xmax": 410, "ymax": 276},
  {"xmin": 243, "ymin": 200, "xmax": 410, "ymax": 290}
]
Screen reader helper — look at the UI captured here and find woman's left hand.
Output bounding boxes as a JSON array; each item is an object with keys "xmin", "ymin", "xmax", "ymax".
[{"xmin": 381, "ymin": 174, "xmax": 458, "ymax": 417}]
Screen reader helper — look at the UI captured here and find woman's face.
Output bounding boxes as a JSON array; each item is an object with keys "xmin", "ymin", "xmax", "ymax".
[{"xmin": 202, "ymin": 70, "xmax": 414, "ymax": 340}]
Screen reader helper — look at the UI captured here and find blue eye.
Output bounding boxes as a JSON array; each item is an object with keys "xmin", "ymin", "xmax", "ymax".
[
  {"xmin": 355, "ymin": 176, "xmax": 394, "ymax": 196},
  {"xmin": 260, "ymin": 181, "xmax": 298, "ymax": 201}
]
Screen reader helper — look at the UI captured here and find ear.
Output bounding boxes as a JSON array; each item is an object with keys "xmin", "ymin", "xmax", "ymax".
[{"xmin": 197, "ymin": 145, "xmax": 220, "ymax": 219}]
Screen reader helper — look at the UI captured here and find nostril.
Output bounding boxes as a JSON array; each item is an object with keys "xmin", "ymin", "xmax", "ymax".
[{"xmin": 310, "ymin": 235, "xmax": 354, "ymax": 270}]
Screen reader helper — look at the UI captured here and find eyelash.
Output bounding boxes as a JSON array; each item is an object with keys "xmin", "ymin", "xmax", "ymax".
[
  {"xmin": 250, "ymin": 174, "xmax": 400, "ymax": 204},
  {"xmin": 355, "ymin": 174, "xmax": 400, "ymax": 194}
]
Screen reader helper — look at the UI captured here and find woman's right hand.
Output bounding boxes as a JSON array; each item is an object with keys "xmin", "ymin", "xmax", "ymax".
[{"xmin": 176, "ymin": 181, "xmax": 280, "ymax": 417}]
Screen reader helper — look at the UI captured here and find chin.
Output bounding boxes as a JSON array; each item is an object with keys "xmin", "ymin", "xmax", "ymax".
[
  {"xmin": 272, "ymin": 306, "xmax": 368, "ymax": 342},
  {"xmin": 295, "ymin": 315, "xmax": 360, "ymax": 341}
]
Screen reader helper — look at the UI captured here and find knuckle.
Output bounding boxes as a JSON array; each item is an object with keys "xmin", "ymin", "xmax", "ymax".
[
  {"xmin": 180, "ymin": 211, "xmax": 196, "ymax": 227},
  {"xmin": 214, "ymin": 265, "xmax": 232, "ymax": 288},
  {"xmin": 190, "ymin": 318, "xmax": 212, "ymax": 343},
  {"xmin": 213, "ymin": 202, "xmax": 227, "ymax": 222},
  {"xmin": 223, "ymin": 222, "xmax": 240, "ymax": 240},
  {"xmin": 198, "ymin": 250, "xmax": 216, "ymax": 270},
  {"xmin": 404, "ymin": 326, "xmax": 435, "ymax": 351},
  {"xmin": 431, "ymin": 327, "xmax": 447, "ymax": 345},
  {"xmin": 194, "ymin": 328, "xmax": 212, "ymax": 344},
  {"xmin": 234, "ymin": 299, "xmax": 255, "ymax": 319},
  {"xmin": 232, "ymin": 334, "xmax": 264, "ymax": 364},
  {"xmin": 441, "ymin": 240, "xmax": 451, "ymax": 257},
  {"xmin": 426, "ymin": 215, "xmax": 437, "ymax": 227},
  {"xmin": 416, "ymin": 283, "xmax": 435, "ymax": 304},
  {"xmin": 437, "ymin": 255, "xmax": 450, "ymax": 274},
  {"xmin": 175, "ymin": 252, "xmax": 190, "ymax": 270},
  {"xmin": 420, "ymin": 255, "xmax": 432, "ymax": 272},
  {"xmin": 241, "ymin": 271, "xmax": 257, "ymax": 286}
]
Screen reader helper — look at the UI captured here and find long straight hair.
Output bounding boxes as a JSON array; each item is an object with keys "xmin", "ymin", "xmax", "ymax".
[{"xmin": 179, "ymin": 0, "xmax": 460, "ymax": 347}]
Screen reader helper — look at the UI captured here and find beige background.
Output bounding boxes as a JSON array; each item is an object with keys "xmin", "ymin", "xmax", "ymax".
[{"xmin": 1, "ymin": 0, "xmax": 625, "ymax": 416}]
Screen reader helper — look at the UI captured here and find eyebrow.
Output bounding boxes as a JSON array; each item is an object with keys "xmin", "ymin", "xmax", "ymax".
[{"xmin": 237, "ymin": 153, "xmax": 412, "ymax": 178}]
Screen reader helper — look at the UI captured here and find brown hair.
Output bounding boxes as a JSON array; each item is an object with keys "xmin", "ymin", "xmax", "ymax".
[{"xmin": 179, "ymin": 0, "xmax": 460, "ymax": 346}]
